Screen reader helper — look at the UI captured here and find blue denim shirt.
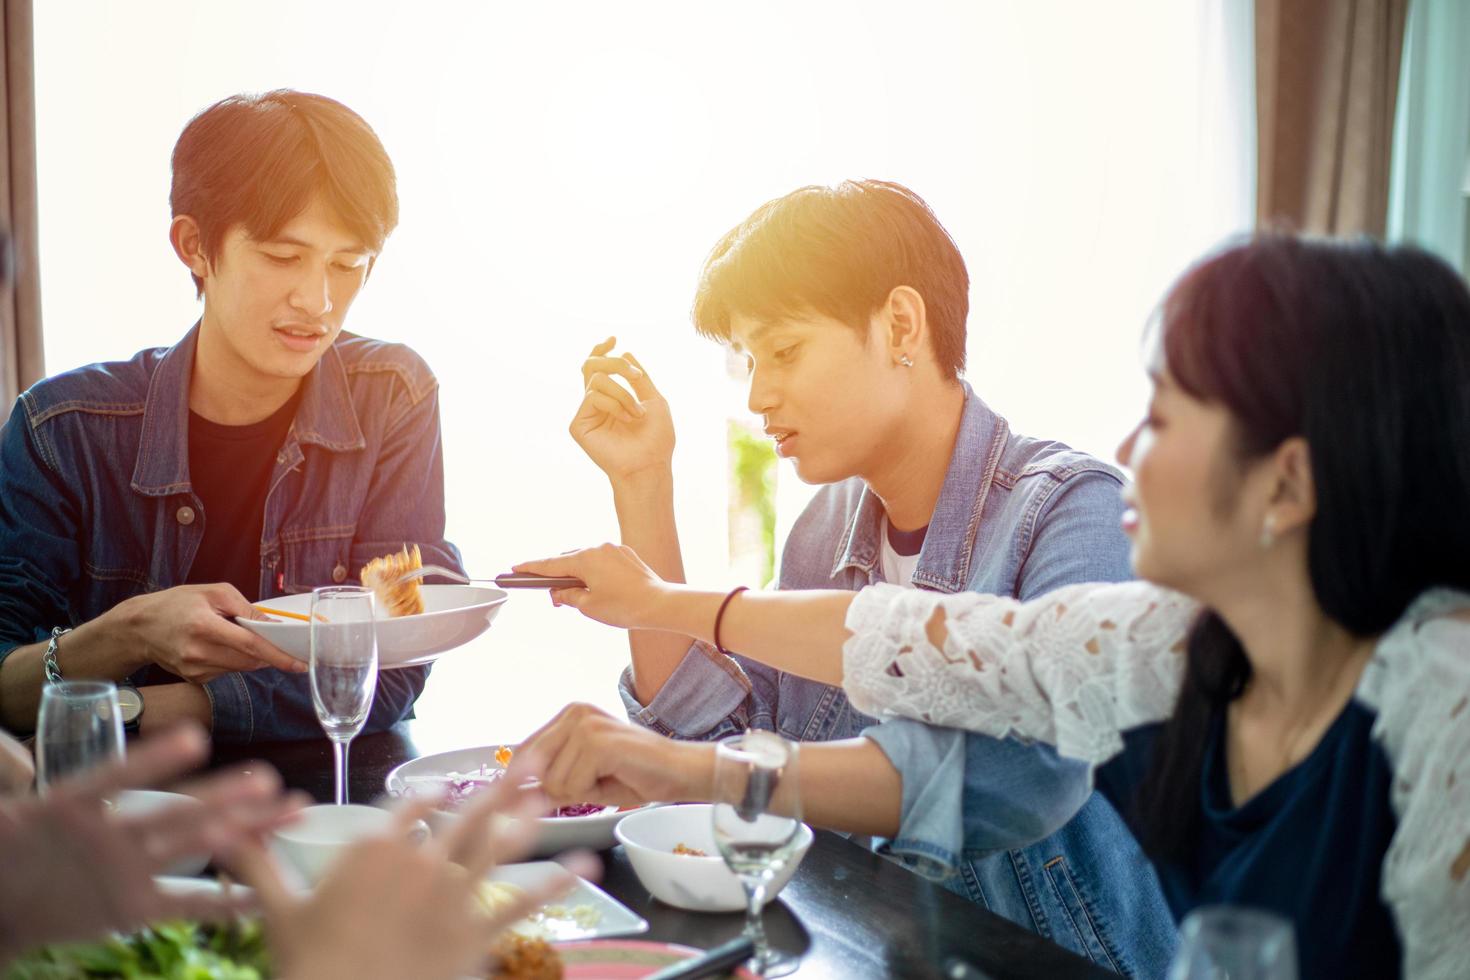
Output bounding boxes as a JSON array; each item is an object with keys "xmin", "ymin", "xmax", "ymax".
[
  {"xmin": 0, "ymin": 325, "xmax": 464, "ymax": 743},
  {"xmin": 621, "ymin": 383, "xmax": 1176, "ymax": 976}
]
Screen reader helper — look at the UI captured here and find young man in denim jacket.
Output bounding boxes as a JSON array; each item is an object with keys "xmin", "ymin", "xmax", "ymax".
[
  {"xmin": 0, "ymin": 91, "xmax": 462, "ymax": 742},
  {"xmin": 564, "ymin": 181, "xmax": 1176, "ymax": 974}
]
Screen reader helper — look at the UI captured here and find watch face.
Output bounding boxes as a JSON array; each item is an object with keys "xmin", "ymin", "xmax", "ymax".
[{"xmin": 116, "ymin": 686, "xmax": 144, "ymax": 723}]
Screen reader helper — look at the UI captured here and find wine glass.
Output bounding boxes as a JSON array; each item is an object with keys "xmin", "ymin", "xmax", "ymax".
[
  {"xmin": 711, "ymin": 731, "xmax": 802, "ymax": 978},
  {"xmin": 35, "ymin": 680, "xmax": 124, "ymax": 795},
  {"xmin": 1168, "ymin": 905, "xmax": 1298, "ymax": 980},
  {"xmin": 309, "ymin": 586, "xmax": 379, "ymax": 806}
]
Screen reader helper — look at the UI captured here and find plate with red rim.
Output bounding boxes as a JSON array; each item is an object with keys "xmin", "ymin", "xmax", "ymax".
[
  {"xmin": 553, "ymin": 939, "xmax": 760, "ymax": 979},
  {"xmin": 384, "ymin": 745, "xmax": 657, "ymax": 856}
]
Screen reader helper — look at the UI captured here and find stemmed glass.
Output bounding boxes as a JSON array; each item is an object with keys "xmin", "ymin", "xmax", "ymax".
[
  {"xmin": 711, "ymin": 731, "xmax": 802, "ymax": 978},
  {"xmin": 1167, "ymin": 906, "xmax": 1298, "ymax": 980},
  {"xmin": 309, "ymin": 586, "xmax": 379, "ymax": 806},
  {"xmin": 35, "ymin": 680, "xmax": 124, "ymax": 795}
]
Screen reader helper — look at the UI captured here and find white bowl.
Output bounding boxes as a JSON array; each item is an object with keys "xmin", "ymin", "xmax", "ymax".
[
  {"xmin": 238, "ymin": 585, "xmax": 508, "ymax": 669},
  {"xmin": 110, "ymin": 789, "xmax": 209, "ymax": 876},
  {"xmin": 614, "ymin": 803, "xmax": 813, "ymax": 913},
  {"xmin": 384, "ymin": 746, "xmax": 654, "ymax": 856},
  {"xmin": 271, "ymin": 803, "xmax": 422, "ymax": 885}
]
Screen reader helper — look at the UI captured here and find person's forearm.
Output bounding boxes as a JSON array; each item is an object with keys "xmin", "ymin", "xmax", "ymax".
[
  {"xmin": 138, "ymin": 683, "xmax": 212, "ymax": 733},
  {"xmin": 648, "ymin": 587, "xmax": 855, "ymax": 687},
  {"xmin": 611, "ymin": 468, "xmax": 696, "ymax": 703},
  {"xmin": 793, "ymin": 739, "xmax": 902, "ymax": 837},
  {"xmin": 663, "ymin": 735, "xmax": 900, "ymax": 837},
  {"xmin": 0, "ymin": 609, "xmax": 147, "ymax": 732}
]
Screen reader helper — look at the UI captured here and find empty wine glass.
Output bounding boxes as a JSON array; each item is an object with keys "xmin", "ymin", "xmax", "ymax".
[
  {"xmin": 310, "ymin": 586, "xmax": 378, "ymax": 806},
  {"xmin": 1168, "ymin": 905, "xmax": 1299, "ymax": 980},
  {"xmin": 35, "ymin": 680, "xmax": 124, "ymax": 795},
  {"xmin": 711, "ymin": 731, "xmax": 802, "ymax": 978}
]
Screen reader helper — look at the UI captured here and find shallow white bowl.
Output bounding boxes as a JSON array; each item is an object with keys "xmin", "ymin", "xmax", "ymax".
[
  {"xmin": 384, "ymin": 745, "xmax": 654, "ymax": 856},
  {"xmin": 238, "ymin": 585, "xmax": 508, "ymax": 669},
  {"xmin": 614, "ymin": 803, "xmax": 813, "ymax": 913},
  {"xmin": 271, "ymin": 803, "xmax": 422, "ymax": 885},
  {"xmin": 110, "ymin": 789, "xmax": 209, "ymax": 877}
]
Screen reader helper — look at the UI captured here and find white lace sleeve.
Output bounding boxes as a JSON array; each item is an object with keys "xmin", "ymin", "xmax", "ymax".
[
  {"xmin": 1356, "ymin": 589, "xmax": 1470, "ymax": 979},
  {"xmin": 842, "ymin": 580, "xmax": 1199, "ymax": 765}
]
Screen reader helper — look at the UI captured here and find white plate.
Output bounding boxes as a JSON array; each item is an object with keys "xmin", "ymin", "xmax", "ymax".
[
  {"xmin": 490, "ymin": 861, "xmax": 648, "ymax": 941},
  {"xmin": 384, "ymin": 746, "xmax": 656, "ymax": 856},
  {"xmin": 153, "ymin": 863, "xmax": 646, "ymax": 942},
  {"xmin": 238, "ymin": 585, "xmax": 508, "ymax": 669}
]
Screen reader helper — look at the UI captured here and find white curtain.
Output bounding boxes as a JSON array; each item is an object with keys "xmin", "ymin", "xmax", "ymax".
[{"xmin": 1387, "ymin": 0, "xmax": 1470, "ymax": 276}]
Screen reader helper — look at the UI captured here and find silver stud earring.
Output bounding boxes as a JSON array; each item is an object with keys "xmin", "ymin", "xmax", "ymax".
[
  {"xmin": 898, "ymin": 354, "xmax": 914, "ymax": 368},
  {"xmin": 1259, "ymin": 513, "xmax": 1277, "ymax": 550}
]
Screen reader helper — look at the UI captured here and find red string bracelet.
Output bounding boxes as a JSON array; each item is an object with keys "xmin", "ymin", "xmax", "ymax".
[{"xmin": 714, "ymin": 586, "xmax": 749, "ymax": 655}]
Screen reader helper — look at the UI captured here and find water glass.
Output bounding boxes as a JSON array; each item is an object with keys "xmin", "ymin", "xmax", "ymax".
[
  {"xmin": 35, "ymin": 680, "xmax": 124, "ymax": 795},
  {"xmin": 310, "ymin": 586, "xmax": 378, "ymax": 806},
  {"xmin": 712, "ymin": 731, "xmax": 802, "ymax": 977},
  {"xmin": 1168, "ymin": 905, "xmax": 1299, "ymax": 980}
]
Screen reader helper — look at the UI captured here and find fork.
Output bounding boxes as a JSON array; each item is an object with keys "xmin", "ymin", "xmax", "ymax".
[{"xmin": 392, "ymin": 563, "xmax": 585, "ymax": 590}]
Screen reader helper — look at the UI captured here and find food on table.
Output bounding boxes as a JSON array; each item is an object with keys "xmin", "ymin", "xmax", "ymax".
[
  {"xmin": 550, "ymin": 802, "xmax": 607, "ymax": 818},
  {"xmin": 477, "ymin": 880, "xmax": 601, "ymax": 942},
  {"xmin": 7, "ymin": 919, "xmax": 271, "ymax": 979},
  {"xmin": 535, "ymin": 904, "xmax": 602, "ymax": 930},
  {"xmin": 478, "ymin": 879, "xmax": 530, "ymax": 917},
  {"xmin": 672, "ymin": 842, "xmax": 709, "ymax": 857},
  {"xmin": 360, "ymin": 543, "xmax": 425, "ymax": 617},
  {"xmin": 485, "ymin": 933, "xmax": 563, "ymax": 979},
  {"xmin": 488, "ymin": 746, "xmax": 608, "ymax": 817}
]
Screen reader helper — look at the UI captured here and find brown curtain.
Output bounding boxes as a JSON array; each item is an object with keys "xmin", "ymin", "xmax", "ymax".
[
  {"xmin": 1256, "ymin": 0, "xmax": 1409, "ymax": 236},
  {"xmin": 1, "ymin": 0, "xmax": 42, "ymax": 404}
]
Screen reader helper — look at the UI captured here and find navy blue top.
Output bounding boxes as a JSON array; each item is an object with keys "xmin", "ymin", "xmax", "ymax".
[{"xmin": 1096, "ymin": 701, "xmax": 1400, "ymax": 979}]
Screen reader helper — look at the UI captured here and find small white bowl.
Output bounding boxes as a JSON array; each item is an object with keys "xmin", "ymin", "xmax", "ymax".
[
  {"xmin": 271, "ymin": 803, "xmax": 423, "ymax": 885},
  {"xmin": 110, "ymin": 789, "xmax": 209, "ymax": 876},
  {"xmin": 614, "ymin": 803, "xmax": 813, "ymax": 913}
]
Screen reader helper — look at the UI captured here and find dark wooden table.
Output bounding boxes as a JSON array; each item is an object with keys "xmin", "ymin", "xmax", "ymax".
[{"xmin": 216, "ymin": 723, "xmax": 1110, "ymax": 980}]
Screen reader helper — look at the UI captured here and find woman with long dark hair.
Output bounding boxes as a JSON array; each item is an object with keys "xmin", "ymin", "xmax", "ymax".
[{"xmin": 517, "ymin": 235, "xmax": 1470, "ymax": 978}]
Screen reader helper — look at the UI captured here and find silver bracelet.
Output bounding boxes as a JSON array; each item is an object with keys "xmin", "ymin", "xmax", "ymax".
[{"xmin": 43, "ymin": 626, "xmax": 71, "ymax": 684}]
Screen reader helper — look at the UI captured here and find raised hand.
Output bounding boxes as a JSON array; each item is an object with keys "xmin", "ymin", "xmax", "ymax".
[
  {"xmin": 570, "ymin": 337, "xmax": 676, "ymax": 485},
  {"xmin": 0, "ymin": 724, "xmax": 307, "ymax": 965}
]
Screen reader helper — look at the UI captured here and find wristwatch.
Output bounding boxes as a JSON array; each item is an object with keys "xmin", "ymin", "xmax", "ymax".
[
  {"xmin": 117, "ymin": 684, "xmax": 145, "ymax": 734},
  {"xmin": 42, "ymin": 626, "xmax": 71, "ymax": 684}
]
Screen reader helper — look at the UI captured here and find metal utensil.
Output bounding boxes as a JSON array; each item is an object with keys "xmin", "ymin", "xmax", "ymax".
[
  {"xmin": 644, "ymin": 936, "xmax": 758, "ymax": 980},
  {"xmin": 391, "ymin": 563, "xmax": 584, "ymax": 590}
]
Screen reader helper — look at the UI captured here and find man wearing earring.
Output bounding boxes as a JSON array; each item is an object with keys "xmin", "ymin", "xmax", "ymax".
[
  {"xmin": 0, "ymin": 91, "xmax": 462, "ymax": 742},
  {"xmin": 565, "ymin": 180, "xmax": 1176, "ymax": 974}
]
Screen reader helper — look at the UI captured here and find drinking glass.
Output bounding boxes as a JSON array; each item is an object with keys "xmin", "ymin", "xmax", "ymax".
[
  {"xmin": 1168, "ymin": 905, "xmax": 1299, "ymax": 980},
  {"xmin": 310, "ymin": 586, "xmax": 378, "ymax": 806},
  {"xmin": 35, "ymin": 680, "xmax": 124, "ymax": 795},
  {"xmin": 711, "ymin": 731, "xmax": 802, "ymax": 978}
]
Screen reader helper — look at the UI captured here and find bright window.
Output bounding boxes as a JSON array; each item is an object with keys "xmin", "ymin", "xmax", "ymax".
[{"xmin": 34, "ymin": 0, "xmax": 1254, "ymax": 735}]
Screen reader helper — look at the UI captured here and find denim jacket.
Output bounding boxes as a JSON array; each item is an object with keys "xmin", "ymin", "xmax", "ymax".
[
  {"xmin": 0, "ymin": 325, "xmax": 464, "ymax": 743},
  {"xmin": 620, "ymin": 383, "xmax": 1177, "ymax": 976}
]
